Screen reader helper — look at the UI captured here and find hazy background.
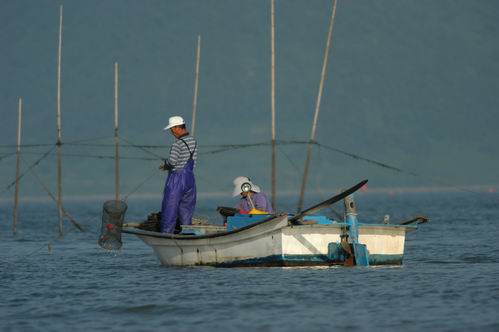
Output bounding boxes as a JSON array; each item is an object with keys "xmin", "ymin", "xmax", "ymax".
[{"xmin": 1, "ymin": 0, "xmax": 498, "ymax": 204}]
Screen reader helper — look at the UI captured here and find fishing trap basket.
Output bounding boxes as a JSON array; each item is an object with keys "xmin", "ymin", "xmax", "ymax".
[{"xmin": 98, "ymin": 200, "xmax": 128, "ymax": 250}]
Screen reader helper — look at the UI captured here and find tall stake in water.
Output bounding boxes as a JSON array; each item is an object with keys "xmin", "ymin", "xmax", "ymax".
[
  {"xmin": 270, "ymin": 0, "xmax": 277, "ymax": 211},
  {"xmin": 12, "ymin": 98, "xmax": 23, "ymax": 234},
  {"xmin": 56, "ymin": 4, "xmax": 64, "ymax": 236},
  {"xmin": 191, "ymin": 35, "xmax": 201, "ymax": 136},
  {"xmin": 114, "ymin": 62, "xmax": 120, "ymax": 202},
  {"xmin": 297, "ymin": 0, "xmax": 337, "ymax": 212}
]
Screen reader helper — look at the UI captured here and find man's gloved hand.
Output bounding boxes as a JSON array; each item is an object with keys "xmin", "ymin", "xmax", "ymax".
[{"xmin": 159, "ymin": 160, "xmax": 173, "ymax": 171}]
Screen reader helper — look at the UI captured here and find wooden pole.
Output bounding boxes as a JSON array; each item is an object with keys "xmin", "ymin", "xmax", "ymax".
[
  {"xmin": 12, "ymin": 97, "xmax": 23, "ymax": 234},
  {"xmin": 297, "ymin": 0, "xmax": 337, "ymax": 212},
  {"xmin": 56, "ymin": 4, "xmax": 64, "ymax": 236},
  {"xmin": 270, "ymin": 0, "xmax": 277, "ymax": 212},
  {"xmin": 191, "ymin": 35, "xmax": 201, "ymax": 136},
  {"xmin": 114, "ymin": 62, "xmax": 120, "ymax": 202}
]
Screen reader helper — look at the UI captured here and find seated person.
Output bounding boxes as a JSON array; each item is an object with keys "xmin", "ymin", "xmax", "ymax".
[{"xmin": 232, "ymin": 176, "xmax": 273, "ymax": 214}]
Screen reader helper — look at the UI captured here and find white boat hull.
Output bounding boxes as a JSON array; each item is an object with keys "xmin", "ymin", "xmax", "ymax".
[{"xmin": 124, "ymin": 214, "xmax": 416, "ymax": 267}]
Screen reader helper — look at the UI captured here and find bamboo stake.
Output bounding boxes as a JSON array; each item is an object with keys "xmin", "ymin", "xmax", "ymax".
[
  {"xmin": 12, "ymin": 98, "xmax": 23, "ymax": 234},
  {"xmin": 191, "ymin": 35, "xmax": 201, "ymax": 136},
  {"xmin": 114, "ymin": 62, "xmax": 120, "ymax": 202},
  {"xmin": 297, "ymin": 0, "xmax": 337, "ymax": 212},
  {"xmin": 56, "ymin": 4, "xmax": 64, "ymax": 236},
  {"xmin": 270, "ymin": 0, "xmax": 277, "ymax": 211}
]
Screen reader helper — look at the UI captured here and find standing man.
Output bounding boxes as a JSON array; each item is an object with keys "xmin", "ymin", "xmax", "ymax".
[{"xmin": 159, "ymin": 116, "xmax": 197, "ymax": 234}]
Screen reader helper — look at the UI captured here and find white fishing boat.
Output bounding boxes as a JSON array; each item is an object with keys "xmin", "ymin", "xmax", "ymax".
[
  {"xmin": 99, "ymin": 180, "xmax": 428, "ymax": 267},
  {"xmin": 123, "ymin": 214, "xmax": 418, "ymax": 267}
]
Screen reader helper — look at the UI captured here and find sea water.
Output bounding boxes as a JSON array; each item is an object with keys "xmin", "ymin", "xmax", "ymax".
[{"xmin": 1, "ymin": 192, "xmax": 498, "ymax": 331}]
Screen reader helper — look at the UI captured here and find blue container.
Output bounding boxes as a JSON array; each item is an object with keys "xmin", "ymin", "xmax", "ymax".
[
  {"xmin": 226, "ymin": 214, "xmax": 271, "ymax": 231},
  {"xmin": 327, "ymin": 242, "xmax": 347, "ymax": 262}
]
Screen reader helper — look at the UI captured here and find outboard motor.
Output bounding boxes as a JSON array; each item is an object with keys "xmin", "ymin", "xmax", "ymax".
[{"xmin": 98, "ymin": 200, "xmax": 128, "ymax": 250}]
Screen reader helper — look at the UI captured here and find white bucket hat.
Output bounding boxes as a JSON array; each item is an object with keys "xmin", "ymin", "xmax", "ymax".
[
  {"xmin": 232, "ymin": 176, "xmax": 261, "ymax": 197},
  {"xmin": 163, "ymin": 116, "xmax": 185, "ymax": 130}
]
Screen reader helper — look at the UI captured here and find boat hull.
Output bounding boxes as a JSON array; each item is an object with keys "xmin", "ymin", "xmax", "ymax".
[{"xmin": 124, "ymin": 215, "xmax": 416, "ymax": 267}]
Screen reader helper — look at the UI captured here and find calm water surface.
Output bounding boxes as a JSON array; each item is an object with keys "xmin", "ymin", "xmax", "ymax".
[{"xmin": 1, "ymin": 192, "xmax": 498, "ymax": 331}]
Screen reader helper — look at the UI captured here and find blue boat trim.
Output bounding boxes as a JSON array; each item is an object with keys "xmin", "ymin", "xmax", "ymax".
[
  {"xmin": 212, "ymin": 253, "xmax": 403, "ymax": 267},
  {"xmin": 225, "ymin": 214, "xmax": 419, "ymax": 232},
  {"xmin": 227, "ymin": 214, "xmax": 336, "ymax": 231}
]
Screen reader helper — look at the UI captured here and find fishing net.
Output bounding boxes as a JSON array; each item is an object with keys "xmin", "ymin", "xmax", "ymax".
[
  {"xmin": 137, "ymin": 212, "xmax": 161, "ymax": 232},
  {"xmin": 98, "ymin": 200, "xmax": 128, "ymax": 250}
]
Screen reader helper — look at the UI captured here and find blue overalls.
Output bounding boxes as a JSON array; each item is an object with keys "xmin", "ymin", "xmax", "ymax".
[{"xmin": 160, "ymin": 139, "xmax": 197, "ymax": 233}]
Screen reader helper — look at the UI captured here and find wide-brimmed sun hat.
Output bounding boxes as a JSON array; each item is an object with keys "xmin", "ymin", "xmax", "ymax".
[
  {"xmin": 232, "ymin": 176, "xmax": 261, "ymax": 197},
  {"xmin": 163, "ymin": 116, "xmax": 185, "ymax": 130}
]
